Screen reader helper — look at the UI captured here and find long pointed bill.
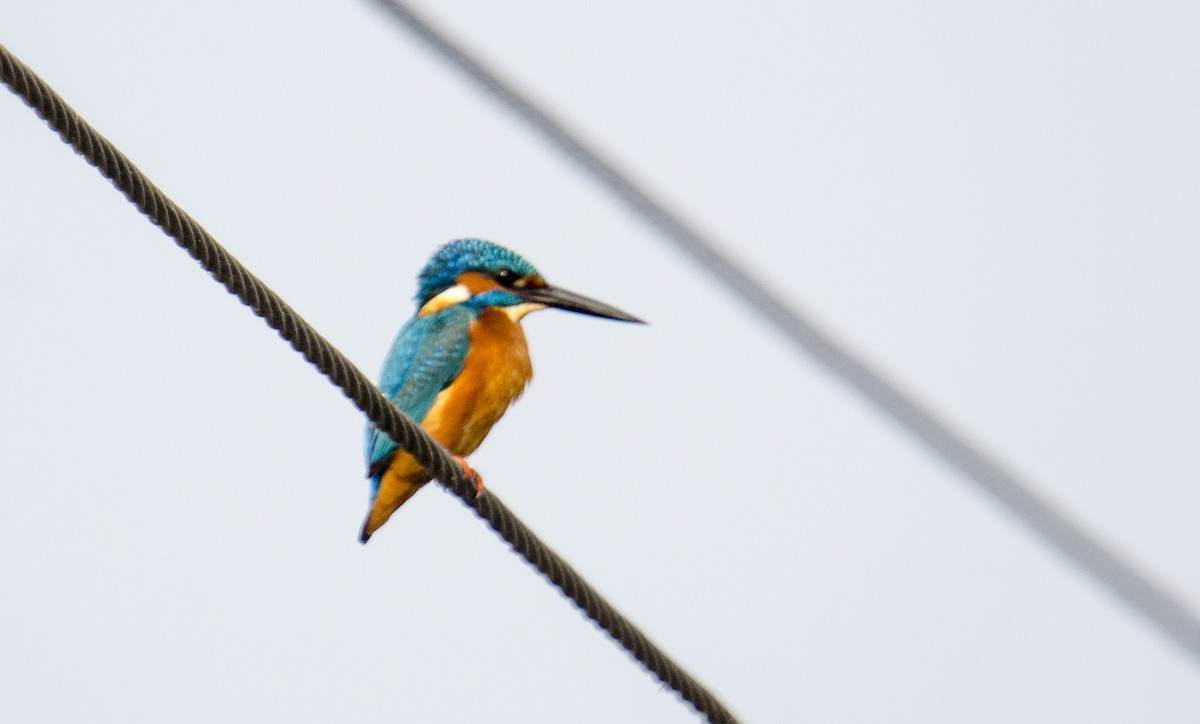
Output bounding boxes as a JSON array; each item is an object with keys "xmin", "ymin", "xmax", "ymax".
[{"xmin": 517, "ymin": 285, "xmax": 645, "ymax": 323}]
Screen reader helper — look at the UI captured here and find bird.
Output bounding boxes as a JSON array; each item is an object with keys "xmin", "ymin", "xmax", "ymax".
[{"xmin": 360, "ymin": 238, "xmax": 643, "ymax": 542}]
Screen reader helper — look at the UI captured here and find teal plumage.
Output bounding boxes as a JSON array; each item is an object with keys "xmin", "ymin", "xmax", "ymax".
[{"xmin": 364, "ymin": 306, "xmax": 472, "ymax": 491}]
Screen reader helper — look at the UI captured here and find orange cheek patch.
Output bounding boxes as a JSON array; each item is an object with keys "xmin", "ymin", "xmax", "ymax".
[{"xmin": 458, "ymin": 271, "xmax": 501, "ymax": 294}]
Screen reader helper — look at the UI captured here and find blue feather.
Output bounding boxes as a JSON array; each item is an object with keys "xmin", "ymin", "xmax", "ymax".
[{"xmin": 364, "ymin": 305, "xmax": 474, "ymax": 493}]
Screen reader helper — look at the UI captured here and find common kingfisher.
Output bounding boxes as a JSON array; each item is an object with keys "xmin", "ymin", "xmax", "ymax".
[{"xmin": 361, "ymin": 239, "xmax": 643, "ymax": 542}]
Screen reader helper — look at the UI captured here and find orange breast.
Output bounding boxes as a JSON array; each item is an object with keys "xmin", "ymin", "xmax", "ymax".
[{"xmin": 421, "ymin": 308, "xmax": 533, "ymax": 456}]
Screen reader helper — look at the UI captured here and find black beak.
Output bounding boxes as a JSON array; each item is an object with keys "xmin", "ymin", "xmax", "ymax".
[{"xmin": 517, "ymin": 285, "xmax": 645, "ymax": 323}]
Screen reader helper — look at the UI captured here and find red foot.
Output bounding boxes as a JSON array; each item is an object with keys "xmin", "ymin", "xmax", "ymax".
[{"xmin": 453, "ymin": 455, "xmax": 485, "ymax": 499}]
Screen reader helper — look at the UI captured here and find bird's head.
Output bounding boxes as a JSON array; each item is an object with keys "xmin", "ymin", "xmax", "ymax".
[{"xmin": 414, "ymin": 239, "xmax": 644, "ymax": 323}]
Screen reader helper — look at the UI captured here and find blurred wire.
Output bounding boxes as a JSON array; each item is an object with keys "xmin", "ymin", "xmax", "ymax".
[
  {"xmin": 365, "ymin": 0, "xmax": 1200, "ymax": 662},
  {"xmin": 0, "ymin": 41, "xmax": 736, "ymax": 724}
]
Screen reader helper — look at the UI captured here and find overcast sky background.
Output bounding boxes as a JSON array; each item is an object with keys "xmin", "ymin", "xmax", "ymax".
[{"xmin": 3, "ymin": 2, "xmax": 1199, "ymax": 721}]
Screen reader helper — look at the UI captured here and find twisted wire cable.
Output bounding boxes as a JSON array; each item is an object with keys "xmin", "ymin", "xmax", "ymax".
[
  {"xmin": 365, "ymin": 0, "xmax": 1200, "ymax": 663},
  {"xmin": 0, "ymin": 42, "xmax": 736, "ymax": 724}
]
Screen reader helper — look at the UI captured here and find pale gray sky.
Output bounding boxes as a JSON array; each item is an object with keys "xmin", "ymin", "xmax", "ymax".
[{"xmin": 3, "ymin": 2, "xmax": 1199, "ymax": 721}]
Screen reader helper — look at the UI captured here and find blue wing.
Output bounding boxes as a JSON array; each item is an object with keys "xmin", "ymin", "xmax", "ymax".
[{"xmin": 364, "ymin": 306, "xmax": 473, "ymax": 483}]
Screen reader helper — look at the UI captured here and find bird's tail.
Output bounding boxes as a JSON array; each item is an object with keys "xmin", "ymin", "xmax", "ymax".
[{"xmin": 359, "ymin": 468, "xmax": 428, "ymax": 543}]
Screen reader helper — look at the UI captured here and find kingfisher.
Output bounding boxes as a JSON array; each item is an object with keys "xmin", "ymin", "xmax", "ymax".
[{"xmin": 360, "ymin": 238, "xmax": 643, "ymax": 542}]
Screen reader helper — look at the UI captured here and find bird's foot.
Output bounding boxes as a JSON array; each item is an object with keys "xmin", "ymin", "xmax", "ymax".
[{"xmin": 453, "ymin": 455, "xmax": 485, "ymax": 499}]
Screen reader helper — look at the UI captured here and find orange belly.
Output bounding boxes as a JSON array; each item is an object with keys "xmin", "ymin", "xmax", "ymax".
[
  {"xmin": 362, "ymin": 308, "xmax": 533, "ymax": 540},
  {"xmin": 422, "ymin": 307, "xmax": 534, "ymax": 456}
]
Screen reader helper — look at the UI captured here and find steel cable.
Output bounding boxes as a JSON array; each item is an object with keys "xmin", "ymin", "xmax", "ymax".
[
  {"xmin": 0, "ymin": 42, "xmax": 736, "ymax": 723},
  {"xmin": 365, "ymin": 0, "xmax": 1200, "ymax": 663}
]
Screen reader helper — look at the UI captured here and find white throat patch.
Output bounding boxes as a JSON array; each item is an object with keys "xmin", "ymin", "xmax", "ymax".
[{"xmin": 502, "ymin": 303, "xmax": 547, "ymax": 321}]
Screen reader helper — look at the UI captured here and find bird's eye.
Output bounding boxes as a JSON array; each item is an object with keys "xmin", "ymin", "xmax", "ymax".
[{"xmin": 494, "ymin": 269, "xmax": 518, "ymax": 287}]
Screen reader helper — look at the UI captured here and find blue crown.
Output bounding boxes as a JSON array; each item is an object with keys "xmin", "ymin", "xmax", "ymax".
[{"xmin": 416, "ymin": 239, "xmax": 541, "ymax": 304}]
